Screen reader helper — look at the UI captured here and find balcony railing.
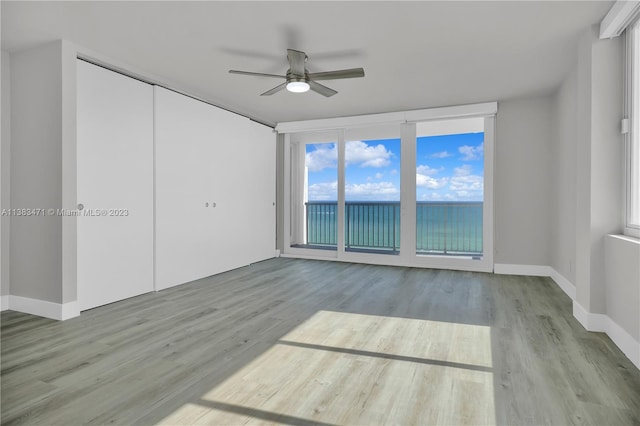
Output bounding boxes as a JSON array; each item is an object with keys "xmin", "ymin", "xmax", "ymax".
[
  {"xmin": 305, "ymin": 201, "xmax": 482, "ymax": 255},
  {"xmin": 305, "ymin": 201, "xmax": 338, "ymax": 247},
  {"xmin": 416, "ymin": 202, "xmax": 482, "ymax": 255},
  {"xmin": 346, "ymin": 201, "xmax": 400, "ymax": 251}
]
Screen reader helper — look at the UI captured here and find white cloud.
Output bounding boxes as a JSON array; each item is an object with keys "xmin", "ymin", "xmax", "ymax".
[
  {"xmin": 450, "ymin": 166, "xmax": 483, "ymax": 192},
  {"xmin": 416, "ymin": 173, "xmax": 448, "ymax": 189},
  {"xmin": 308, "ymin": 181, "xmax": 337, "ymax": 201},
  {"xmin": 305, "ymin": 140, "xmax": 394, "ymax": 172},
  {"xmin": 416, "ymin": 165, "xmax": 448, "ymax": 189},
  {"xmin": 345, "ymin": 181, "xmax": 399, "ymax": 201},
  {"xmin": 346, "ymin": 141, "xmax": 393, "ymax": 168},
  {"xmin": 454, "ymin": 164, "xmax": 473, "ymax": 176},
  {"xmin": 459, "ymin": 142, "xmax": 484, "ymax": 161},
  {"xmin": 416, "ymin": 165, "xmax": 443, "ymax": 176},
  {"xmin": 305, "ymin": 144, "xmax": 337, "ymax": 172},
  {"xmin": 450, "ymin": 175, "xmax": 483, "ymax": 191},
  {"xmin": 441, "ymin": 164, "xmax": 483, "ymax": 200},
  {"xmin": 390, "ymin": 169, "xmax": 398, "ymax": 175},
  {"xmin": 429, "ymin": 151, "xmax": 452, "ymax": 159},
  {"xmin": 375, "ymin": 172, "xmax": 384, "ymax": 179}
]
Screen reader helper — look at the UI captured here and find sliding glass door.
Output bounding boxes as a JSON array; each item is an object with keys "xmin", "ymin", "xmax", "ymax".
[{"xmin": 282, "ymin": 104, "xmax": 495, "ymax": 272}]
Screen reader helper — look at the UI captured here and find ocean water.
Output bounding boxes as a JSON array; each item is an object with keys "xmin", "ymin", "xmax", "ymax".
[{"xmin": 306, "ymin": 201, "xmax": 483, "ymax": 254}]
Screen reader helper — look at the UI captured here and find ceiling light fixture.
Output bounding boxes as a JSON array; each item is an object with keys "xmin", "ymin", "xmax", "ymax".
[{"xmin": 286, "ymin": 81, "xmax": 310, "ymax": 93}]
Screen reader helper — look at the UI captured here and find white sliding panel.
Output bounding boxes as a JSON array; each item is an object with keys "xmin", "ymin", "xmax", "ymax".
[
  {"xmin": 245, "ymin": 120, "xmax": 276, "ymax": 263},
  {"xmin": 155, "ymin": 87, "xmax": 259, "ymax": 290},
  {"xmin": 77, "ymin": 60, "xmax": 154, "ymax": 311}
]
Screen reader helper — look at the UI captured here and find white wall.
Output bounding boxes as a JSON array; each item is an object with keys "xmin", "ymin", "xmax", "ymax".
[
  {"xmin": 588, "ymin": 29, "xmax": 624, "ymax": 315},
  {"xmin": 489, "ymin": 31, "xmax": 635, "ymax": 365},
  {"xmin": 3, "ymin": 40, "xmax": 78, "ymax": 318},
  {"xmin": 551, "ymin": 66, "xmax": 578, "ymax": 285},
  {"xmin": 574, "ymin": 26, "xmax": 624, "ymax": 316},
  {"xmin": 61, "ymin": 41, "xmax": 78, "ymax": 306},
  {"xmin": 495, "ymin": 95, "xmax": 553, "ymax": 267},
  {"xmin": 1, "ymin": 50, "xmax": 11, "ymax": 304},
  {"xmin": 549, "ymin": 26, "xmax": 639, "ymax": 367},
  {"xmin": 575, "ymin": 26, "xmax": 594, "ymax": 314},
  {"xmin": 10, "ymin": 41, "xmax": 65, "ymax": 303}
]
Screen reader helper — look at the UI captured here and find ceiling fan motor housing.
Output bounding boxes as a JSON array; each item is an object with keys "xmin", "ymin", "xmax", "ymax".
[
  {"xmin": 228, "ymin": 48, "xmax": 363, "ymax": 97},
  {"xmin": 286, "ymin": 70, "xmax": 309, "ymax": 84}
]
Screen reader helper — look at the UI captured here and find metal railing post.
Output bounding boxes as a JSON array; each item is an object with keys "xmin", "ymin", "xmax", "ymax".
[
  {"xmin": 392, "ymin": 204, "xmax": 396, "ymax": 252},
  {"xmin": 346, "ymin": 203, "xmax": 350, "ymax": 249},
  {"xmin": 443, "ymin": 205, "xmax": 448, "ymax": 254},
  {"xmin": 305, "ymin": 202, "xmax": 309, "ymax": 244}
]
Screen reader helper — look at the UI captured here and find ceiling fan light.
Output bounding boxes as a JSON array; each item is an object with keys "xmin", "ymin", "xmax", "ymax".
[{"xmin": 286, "ymin": 81, "xmax": 310, "ymax": 93}]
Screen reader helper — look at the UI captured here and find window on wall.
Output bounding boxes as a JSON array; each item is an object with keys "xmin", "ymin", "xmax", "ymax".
[
  {"xmin": 626, "ymin": 18, "xmax": 640, "ymax": 237},
  {"xmin": 279, "ymin": 102, "xmax": 496, "ymax": 272}
]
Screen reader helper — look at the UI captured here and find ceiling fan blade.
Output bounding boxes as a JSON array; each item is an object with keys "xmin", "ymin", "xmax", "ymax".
[
  {"xmin": 260, "ymin": 82, "xmax": 287, "ymax": 96},
  {"xmin": 287, "ymin": 49, "xmax": 307, "ymax": 76},
  {"xmin": 308, "ymin": 80, "xmax": 338, "ymax": 97},
  {"xmin": 307, "ymin": 68, "xmax": 365, "ymax": 81},
  {"xmin": 229, "ymin": 70, "xmax": 286, "ymax": 79}
]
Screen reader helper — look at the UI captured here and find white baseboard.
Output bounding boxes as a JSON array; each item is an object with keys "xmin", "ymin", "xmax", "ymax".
[
  {"xmin": 572, "ymin": 300, "xmax": 607, "ymax": 332},
  {"xmin": 548, "ymin": 269, "xmax": 576, "ymax": 300},
  {"xmin": 493, "ymin": 263, "xmax": 576, "ymax": 300},
  {"xmin": 0, "ymin": 295, "xmax": 8, "ymax": 311},
  {"xmin": 573, "ymin": 300, "xmax": 640, "ymax": 370},
  {"xmin": 494, "ymin": 263, "xmax": 552, "ymax": 276},
  {"xmin": 494, "ymin": 264, "xmax": 576, "ymax": 300},
  {"xmin": 6, "ymin": 295, "xmax": 80, "ymax": 320},
  {"xmin": 607, "ymin": 317, "xmax": 640, "ymax": 370}
]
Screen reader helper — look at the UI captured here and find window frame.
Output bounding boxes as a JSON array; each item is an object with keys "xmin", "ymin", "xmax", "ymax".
[{"xmin": 624, "ymin": 18, "xmax": 640, "ymax": 238}]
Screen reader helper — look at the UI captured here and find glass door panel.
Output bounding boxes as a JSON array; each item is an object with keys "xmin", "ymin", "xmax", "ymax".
[
  {"xmin": 305, "ymin": 142, "xmax": 338, "ymax": 248},
  {"xmin": 344, "ymin": 126, "xmax": 401, "ymax": 254},
  {"xmin": 289, "ymin": 131, "xmax": 338, "ymax": 251},
  {"xmin": 415, "ymin": 118, "xmax": 485, "ymax": 257}
]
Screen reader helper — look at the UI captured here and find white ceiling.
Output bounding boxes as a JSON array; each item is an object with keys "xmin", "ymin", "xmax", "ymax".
[{"xmin": 1, "ymin": 1, "xmax": 612, "ymax": 126}]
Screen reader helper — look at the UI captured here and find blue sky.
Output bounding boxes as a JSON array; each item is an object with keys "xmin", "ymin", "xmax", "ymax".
[{"xmin": 306, "ymin": 132, "xmax": 484, "ymax": 202}]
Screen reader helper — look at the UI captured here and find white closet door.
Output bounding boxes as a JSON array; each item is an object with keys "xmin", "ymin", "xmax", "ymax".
[
  {"xmin": 77, "ymin": 60, "xmax": 154, "ymax": 311},
  {"xmin": 155, "ymin": 87, "xmax": 253, "ymax": 290},
  {"xmin": 246, "ymin": 121, "xmax": 276, "ymax": 263}
]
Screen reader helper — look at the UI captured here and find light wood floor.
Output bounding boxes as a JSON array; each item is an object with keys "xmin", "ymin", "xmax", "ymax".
[{"xmin": 2, "ymin": 258, "xmax": 639, "ymax": 425}]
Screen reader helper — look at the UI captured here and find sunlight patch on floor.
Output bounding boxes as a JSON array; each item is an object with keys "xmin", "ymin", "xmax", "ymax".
[
  {"xmin": 158, "ymin": 310, "xmax": 496, "ymax": 425},
  {"xmin": 281, "ymin": 310, "xmax": 494, "ymax": 369}
]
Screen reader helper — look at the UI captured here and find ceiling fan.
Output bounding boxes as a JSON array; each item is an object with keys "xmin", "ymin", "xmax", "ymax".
[{"xmin": 229, "ymin": 49, "xmax": 365, "ymax": 97}]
